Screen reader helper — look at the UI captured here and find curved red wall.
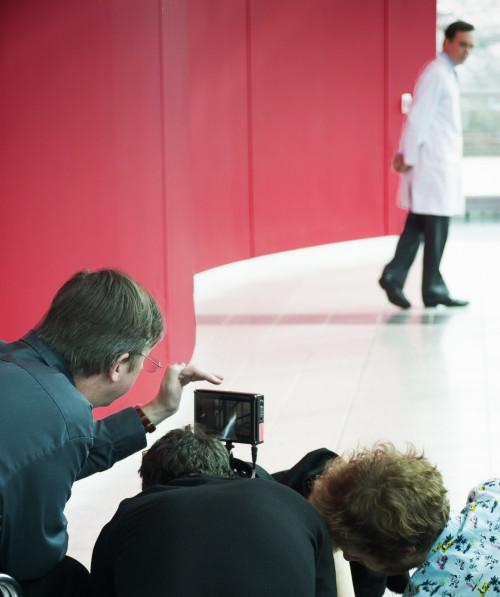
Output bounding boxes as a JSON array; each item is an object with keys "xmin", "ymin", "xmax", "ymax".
[
  {"xmin": 190, "ymin": 0, "xmax": 436, "ymax": 271},
  {"xmin": 0, "ymin": 0, "xmax": 436, "ymax": 414}
]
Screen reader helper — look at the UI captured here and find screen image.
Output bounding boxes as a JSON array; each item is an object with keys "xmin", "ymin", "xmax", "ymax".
[{"xmin": 196, "ymin": 397, "xmax": 253, "ymax": 443}]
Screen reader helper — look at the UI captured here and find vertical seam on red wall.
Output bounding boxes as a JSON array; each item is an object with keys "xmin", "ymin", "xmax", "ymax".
[
  {"xmin": 383, "ymin": 0, "xmax": 390, "ymax": 236},
  {"xmin": 246, "ymin": 0, "xmax": 255, "ymax": 258},
  {"xmin": 158, "ymin": 0, "xmax": 169, "ymax": 307}
]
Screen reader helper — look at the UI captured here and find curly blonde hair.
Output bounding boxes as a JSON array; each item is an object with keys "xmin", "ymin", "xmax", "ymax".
[{"xmin": 309, "ymin": 442, "xmax": 449, "ymax": 566}]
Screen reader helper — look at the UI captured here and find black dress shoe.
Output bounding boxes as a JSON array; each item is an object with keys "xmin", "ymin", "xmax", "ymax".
[
  {"xmin": 424, "ymin": 296, "xmax": 469, "ymax": 308},
  {"xmin": 378, "ymin": 274, "xmax": 411, "ymax": 309}
]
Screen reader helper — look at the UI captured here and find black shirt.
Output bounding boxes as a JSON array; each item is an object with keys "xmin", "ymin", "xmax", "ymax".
[{"xmin": 90, "ymin": 474, "xmax": 337, "ymax": 597}]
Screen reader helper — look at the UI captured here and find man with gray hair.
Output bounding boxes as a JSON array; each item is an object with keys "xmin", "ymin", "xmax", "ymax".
[{"xmin": 0, "ymin": 269, "xmax": 223, "ymax": 596}]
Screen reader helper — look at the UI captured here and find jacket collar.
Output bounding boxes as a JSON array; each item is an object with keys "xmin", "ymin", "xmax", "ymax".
[{"xmin": 21, "ymin": 330, "xmax": 75, "ymax": 385}]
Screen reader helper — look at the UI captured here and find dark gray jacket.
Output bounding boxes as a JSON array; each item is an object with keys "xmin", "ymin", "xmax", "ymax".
[{"xmin": 0, "ymin": 332, "xmax": 146, "ymax": 580}]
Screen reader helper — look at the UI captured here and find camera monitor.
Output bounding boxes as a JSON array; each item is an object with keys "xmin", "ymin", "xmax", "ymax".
[{"xmin": 194, "ymin": 389, "xmax": 264, "ymax": 445}]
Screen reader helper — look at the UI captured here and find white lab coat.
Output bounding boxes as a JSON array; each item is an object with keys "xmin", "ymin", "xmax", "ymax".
[{"xmin": 398, "ymin": 53, "xmax": 464, "ymax": 216}]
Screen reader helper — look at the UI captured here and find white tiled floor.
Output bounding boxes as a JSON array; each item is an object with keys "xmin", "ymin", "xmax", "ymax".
[{"xmin": 66, "ymin": 216, "xmax": 500, "ymax": 572}]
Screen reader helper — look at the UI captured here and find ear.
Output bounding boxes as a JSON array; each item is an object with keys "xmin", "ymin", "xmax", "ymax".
[
  {"xmin": 403, "ymin": 545, "xmax": 427, "ymax": 569},
  {"xmin": 109, "ymin": 353, "xmax": 130, "ymax": 382}
]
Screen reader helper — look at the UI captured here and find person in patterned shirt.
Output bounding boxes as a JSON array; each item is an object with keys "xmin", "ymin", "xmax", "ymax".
[
  {"xmin": 405, "ymin": 479, "xmax": 500, "ymax": 597},
  {"xmin": 309, "ymin": 442, "xmax": 500, "ymax": 597}
]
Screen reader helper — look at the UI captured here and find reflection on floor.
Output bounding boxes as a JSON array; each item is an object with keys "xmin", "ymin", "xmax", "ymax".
[{"xmin": 66, "ymin": 216, "xmax": 500, "ymax": 573}]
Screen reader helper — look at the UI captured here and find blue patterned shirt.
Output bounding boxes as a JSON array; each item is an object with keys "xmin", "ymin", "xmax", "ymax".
[{"xmin": 405, "ymin": 479, "xmax": 500, "ymax": 597}]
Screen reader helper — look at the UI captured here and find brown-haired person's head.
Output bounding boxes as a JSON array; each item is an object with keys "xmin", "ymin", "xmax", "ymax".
[
  {"xmin": 309, "ymin": 442, "xmax": 449, "ymax": 575},
  {"xmin": 139, "ymin": 425, "xmax": 234, "ymax": 490},
  {"xmin": 35, "ymin": 269, "xmax": 164, "ymax": 377},
  {"xmin": 35, "ymin": 269, "xmax": 164, "ymax": 407},
  {"xmin": 443, "ymin": 21, "xmax": 474, "ymax": 66}
]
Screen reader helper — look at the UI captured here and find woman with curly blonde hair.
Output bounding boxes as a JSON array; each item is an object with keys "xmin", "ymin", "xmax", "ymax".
[
  {"xmin": 310, "ymin": 442, "xmax": 500, "ymax": 597},
  {"xmin": 309, "ymin": 442, "xmax": 449, "ymax": 576}
]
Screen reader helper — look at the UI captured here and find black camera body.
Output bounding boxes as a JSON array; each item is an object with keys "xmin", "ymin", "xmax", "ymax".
[{"xmin": 194, "ymin": 389, "xmax": 264, "ymax": 445}]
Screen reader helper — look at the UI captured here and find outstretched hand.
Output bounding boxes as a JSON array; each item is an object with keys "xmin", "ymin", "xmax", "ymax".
[
  {"xmin": 177, "ymin": 363, "xmax": 224, "ymax": 387},
  {"xmin": 142, "ymin": 363, "xmax": 224, "ymax": 425}
]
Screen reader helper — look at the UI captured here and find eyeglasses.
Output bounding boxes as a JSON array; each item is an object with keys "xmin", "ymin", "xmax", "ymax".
[{"xmin": 140, "ymin": 353, "xmax": 162, "ymax": 373}]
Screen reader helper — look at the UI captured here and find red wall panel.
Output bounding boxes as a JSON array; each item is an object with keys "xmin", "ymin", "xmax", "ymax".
[
  {"xmin": 160, "ymin": 0, "xmax": 197, "ymax": 363},
  {"xmin": 188, "ymin": 0, "xmax": 436, "ymax": 265},
  {"xmin": 250, "ymin": 0, "xmax": 386, "ymax": 256},
  {"xmin": 189, "ymin": 0, "xmax": 252, "ymax": 272}
]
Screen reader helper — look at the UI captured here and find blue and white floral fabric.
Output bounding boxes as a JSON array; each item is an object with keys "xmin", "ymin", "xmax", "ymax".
[{"xmin": 405, "ymin": 479, "xmax": 500, "ymax": 597}]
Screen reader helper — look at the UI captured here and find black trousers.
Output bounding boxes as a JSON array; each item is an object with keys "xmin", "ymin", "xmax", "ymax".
[
  {"xmin": 19, "ymin": 556, "xmax": 90, "ymax": 597},
  {"xmin": 383, "ymin": 212, "xmax": 450, "ymax": 303}
]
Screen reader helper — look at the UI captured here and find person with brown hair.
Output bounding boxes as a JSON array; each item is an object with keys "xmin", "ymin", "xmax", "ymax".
[
  {"xmin": 90, "ymin": 426, "xmax": 337, "ymax": 597},
  {"xmin": 0, "ymin": 269, "xmax": 223, "ymax": 597},
  {"xmin": 309, "ymin": 443, "xmax": 500, "ymax": 597}
]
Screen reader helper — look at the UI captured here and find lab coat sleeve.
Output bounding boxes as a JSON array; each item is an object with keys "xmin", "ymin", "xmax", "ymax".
[{"xmin": 399, "ymin": 63, "xmax": 443, "ymax": 166}]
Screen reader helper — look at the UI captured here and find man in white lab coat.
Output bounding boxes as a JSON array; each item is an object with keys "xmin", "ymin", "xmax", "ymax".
[{"xmin": 379, "ymin": 21, "xmax": 474, "ymax": 309}]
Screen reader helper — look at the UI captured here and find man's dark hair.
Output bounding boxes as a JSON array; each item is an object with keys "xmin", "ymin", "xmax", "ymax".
[
  {"xmin": 444, "ymin": 21, "xmax": 474, "ymax": 40},
  {"xmin": 35, "ymin": 269, "xmax": 164, "ymax": 377},
  {"xmin": 139, "ymin": 425, "xmax": 234, "ymax": 489}
]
